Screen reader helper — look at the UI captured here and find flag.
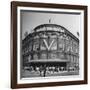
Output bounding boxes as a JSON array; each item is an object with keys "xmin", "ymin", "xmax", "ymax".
[
  {"xmin": 49, "ymin": 19, "xmax": 51, "ymax": 23},
  {"xmin": 77, "ymin": 32, "xmax": 79, "ymax": 36}
]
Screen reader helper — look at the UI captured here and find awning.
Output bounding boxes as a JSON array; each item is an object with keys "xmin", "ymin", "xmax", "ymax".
[{"xmin": 28, "ymin": 59, "xmax": 70, "ymax": 63}]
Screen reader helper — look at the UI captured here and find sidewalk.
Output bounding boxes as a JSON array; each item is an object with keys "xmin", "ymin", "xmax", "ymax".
[{"xmin": 21, "ymin": 70, "xmax": 79, "ymax": 78}]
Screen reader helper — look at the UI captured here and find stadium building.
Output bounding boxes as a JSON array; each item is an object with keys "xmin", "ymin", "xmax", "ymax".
[{"xmin": 22, "ymin": 23, "xmax": 79, "ymax": 72}]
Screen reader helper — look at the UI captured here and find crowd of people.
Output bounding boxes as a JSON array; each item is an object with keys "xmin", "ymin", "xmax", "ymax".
[{"xmin": 24, "ymin": 65, "xmax": 79, "ymax": 77}]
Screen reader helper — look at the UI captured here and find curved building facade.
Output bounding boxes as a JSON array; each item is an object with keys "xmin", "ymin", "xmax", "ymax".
[{"xmin": 22, "ymin": 24, "xmax": 79, "ymax": 72}]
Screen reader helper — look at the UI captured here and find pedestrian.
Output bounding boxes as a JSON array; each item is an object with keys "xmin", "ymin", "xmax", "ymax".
[
  {"xmin": 39, "ymin": 65, "xmax": 43, "ymax": 76},
  {"xmin": 43, "ymin": 64, "xmax": 46, "ymax": 77}
]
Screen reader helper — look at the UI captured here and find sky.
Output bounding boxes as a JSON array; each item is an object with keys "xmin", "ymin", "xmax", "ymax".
[{"xmin": 20, "ymin": 10, "xmax": 81, "ymax": 39}]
